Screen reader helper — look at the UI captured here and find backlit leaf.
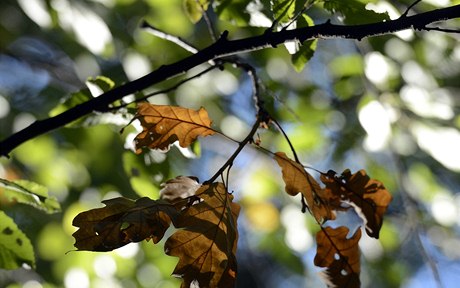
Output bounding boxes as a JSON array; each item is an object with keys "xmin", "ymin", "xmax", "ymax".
[
  {"xmin": 0, "ymin": 178, "xmax": 60, "ymax": 214},
  {"xmin": 314, "ymin": 226, "xmax": 361, "ymax": 288},
  {"xmin": 72, "ymin": 197, "xmax": 178, "ymax": 251},
  {"xmin": 165, "ymin": 182, "xmax": 240, "ymax": 288},
  {"xmin": 134, "ymin": 103, "xmax": 216, "ymax": 153},
  {"xmin": 291, "ymin": 14, "xmax": 317, "ymax": 72},
  {"xmin": 0, "ymin": 211, "xmax": 35, "ymax": 269},
  {"xmin": 183, "ymin": 0, "xmax": 210, "ymax": 23},
  {"xmin": 321, "ymin": 169, "xmax": 392, "ymax": 238},
  {"xmin": 321, "ymin": 0, "xmax": 389, "ymax": 25},
  {"xmin": 274, "ymin": 152, "xmax": 334, "ymax": 223}
]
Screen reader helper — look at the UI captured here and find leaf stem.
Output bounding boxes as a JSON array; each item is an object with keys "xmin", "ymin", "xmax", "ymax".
[{"xmin": 205, "ymin": 119, "xmax": 261, "ymax": 184}]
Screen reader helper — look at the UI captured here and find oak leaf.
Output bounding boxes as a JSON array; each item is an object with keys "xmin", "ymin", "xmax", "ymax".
[
  {"xmin": 274, "ymin": 152, "xmax": 334, "ymax": 223},
  {"xmin": 321, "ymin": 170, "xmax": 392, "ymax": 238},
  {"xmin": 134, "ymin": 103, "xmax": 215, "ymax": 153},
  {"xmin": 72, "ymin": 197, "xmax": 177, "ymax": 251},
  {"xmin": 314, "ymin": 226, "xmax": 361, "ymax": 288},
  {"xmin": 165, "ymin": 182, "xmax": 240, "ymax": 288}
]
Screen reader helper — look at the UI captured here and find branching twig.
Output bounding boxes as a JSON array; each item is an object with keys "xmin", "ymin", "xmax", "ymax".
[
  {"xmin": 110, "ymin": 65, "xmax": 219, "ymax": 110},
  {"xmin": 2, "ymin": 5, "xmax": 460, "ymax": 157},
  {"xmin": 205, "ymin": 118, "xmax": 261, "ymax": 184},
  {"xmin": 402, "ymin": 0, "xmax": 423, "ymax": 18}
]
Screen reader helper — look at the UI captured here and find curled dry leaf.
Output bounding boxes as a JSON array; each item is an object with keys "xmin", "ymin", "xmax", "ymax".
[
  {"xmin": 165, "ymin": 182, "xmax": 240, "ymax": 288},
  {"xmin": 314, "ymin": 226, "xmax": 361, "ymax": 288},
  {"xmin": 321, "ymin": 170, "xmax": 392, "ymax": 239},
  {"xmin": 134, "ymin": 103, "xmax": 215, "ymax": 153},
  {"xmin": 274, "ymin": 152, "xmax": 334, "ymax": 223},
  {"xmin": 72, "ymin": 197, "xmax": 178, "ymax": 251},
  {"xmin": 160, "ymin": 175, "xmax": 201, "ymax": 201}
]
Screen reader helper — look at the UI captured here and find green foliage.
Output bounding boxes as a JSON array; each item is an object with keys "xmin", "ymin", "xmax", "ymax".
[
  {"xmin": 183, "ymin": 0, "xmax": 210, "ymax": 23},
  {"xmin": 0, "ymin": 179, "xmax": 60, "ymax": 213},
  {"xmin": 0, "ymin": 211, "xmax": 35, "ymax": 269},
  {"xmin": 321, "ymin": 0, "xmax": 390, "ymax": 24},
  {"xmin": 291, "ymin": 14, "xmax": 317, "ymax": 72}
]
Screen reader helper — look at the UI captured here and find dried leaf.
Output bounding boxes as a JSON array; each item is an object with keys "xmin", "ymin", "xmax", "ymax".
[
  {"xmin": 160, "ymin": 176, "xmax": 201, "ymax": 201},
  {"xmin": 165, "ymin": 182, "xmax": 240, "ymax": 288},
  {"xmin": 72, "ymin": 197, "xmax": 177, "ymax": 251},
  {"xmin": 314, "ymin": 227, "xmax": 361, "ymax": 288},
  {"xmin": 321, "ymin": 170, "xmax": 392, "ymax": 238},
  {"xmin": 274, "ymin": 152, "xmax": 334, "ymax": 223},
  {"xmin": 134, "ymin": 103, "xmax": 215, "ymax": 153}
]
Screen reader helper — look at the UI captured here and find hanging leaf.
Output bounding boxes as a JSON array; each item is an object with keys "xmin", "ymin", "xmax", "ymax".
[
  {"xmin": 274, "ymin": 152, "xmax": 334, "ymax": 223},
  {"xmin": 291, "ymin": 14, "xmax": 317, "ymax": 72},
  {"xmin": 321, "ymin": 170, "xmax": 392, "ymax": 239},
  {"xmin": 314, "ymin": 226, "xmax": 361, "ymax": 288},
  {"xmin": 134, "ymin": 103, "xmax": 216, "ymax": 153},
  {"xmin": 0, "ymin": 211, "xmax": 35, "ymax": 269},
  {"xmin": 0, "ymin": 178, "xmax": 60, "ymax": 214},
  {"xmin": 165, "ymin": 182, "xmax": 240, "ymax": 288},
  {"xmin": 72, "ymin": 197, "xmax": 178, "ymax": 251},
  {"xmin": 183, "ymin": 0, "xmax": 210, "ymax": 23}
]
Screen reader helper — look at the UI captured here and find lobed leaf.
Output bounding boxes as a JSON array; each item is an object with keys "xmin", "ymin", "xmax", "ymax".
[
  {"xmin": 274, "ymin": 152, "xmax": 334, "ymax": 223},
  {"xmin": 0, "ymin": 211, "xmax": 35, "ymax": 269},
  {"xmin": 134, "ymin": 103, "xmax": 216, "ymax": 153},
  {"xmin": 72, "ymin": 197, "xmax": 177, "ymax": 251},
  {"xmin": 321, "ymin": 170, "xmax": 392, "ymax": 238},
  {"xmin": 165, "ymin": 182, "xmax": 240, "ymax": 288},
  {"xmin": 0, "ymin": 178, "xmax": 60, "ymax": 214},
  {"xmin": 314, "ymin": 226, "xmax": 361, "ymax": 288}
]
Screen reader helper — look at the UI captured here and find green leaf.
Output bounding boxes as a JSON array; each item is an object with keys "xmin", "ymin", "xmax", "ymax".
[
  {"xmin": 0, "ymin": 211, "xmax": 35, "ymax": 269},
  {"xmin": 272, "ymin": 0, "xmax": 308, "ymax": 24},
  {"xmin": 214, "ymin": 0, "xmax": 251, "ymax": 26},
  {"xmin": 49, "ymin": 76, "xmax": 115, "ymax": 118},
  {"xmin": 321, "ymin": 0, "xmax": 389, "ymax": 25},
  {"xmin": 86, "ymin": 75, "xmax": 115, "ymax": 95},
  {"xmin": 0, "ymin": 178, "xmax": 60, "ymax": 214},
  {"xmin": 291, "ymin": 14, "xmax": 317, "ymax": 72},
  {"xmin": 49, "ymin": 88, "xmax": 93, "ymax": 118},
  {"xmin": 183, "ymin": 0, "xmax": 210, "ymax": 23},
  {"xmin": 292, "ymin": 39, "xmax": 317, "ymax": 72}
]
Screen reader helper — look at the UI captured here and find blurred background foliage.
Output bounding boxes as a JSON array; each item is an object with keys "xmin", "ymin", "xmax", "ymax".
[{"xmin": 1, "ymin": 0, "xmax": 460, "ymax": 287}]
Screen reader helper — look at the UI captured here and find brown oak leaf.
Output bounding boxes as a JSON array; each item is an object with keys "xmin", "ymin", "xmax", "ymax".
[
  {"xmin": 134, "ymin": 103, "xmax": 215, "ymax": 153},
  {"xmin": 321, "ymin": 170, "xmax": 392, "ymax": 238},
  {"xmin": 314, "ymin": 226, "xmax": 361, "ymax": 288},
  {"xmin": 274, "ymin": 152, "xmax": 334, "ymax": 224},
  {"xmin": 165, "ymin": 182, "xmax": 240, "ymax": 288},
  {"xmin": 72, "ymin": 197, "xmax": 177, "ymax": 251}
]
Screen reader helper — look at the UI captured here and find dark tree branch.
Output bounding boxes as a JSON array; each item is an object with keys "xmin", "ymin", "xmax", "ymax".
[{"xmin": 1, "ymin": 5, "xmax": 460, "ymax": 157}]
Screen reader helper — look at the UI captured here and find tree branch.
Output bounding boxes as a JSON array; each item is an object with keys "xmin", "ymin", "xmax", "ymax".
[{"xmin": 1, "ymin": 5, "xmax": 460, "ymax": 157}]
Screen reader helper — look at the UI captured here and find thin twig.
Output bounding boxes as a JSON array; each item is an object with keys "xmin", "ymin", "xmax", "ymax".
[
  {"xmin": 271, "ymin": 118, "xmax": 300, "ymax": 163},
  {"xmin": 424, "ymin": 26, "xmax": 460, "ymax": 33},
  {"xmin": 110, "ymin": 65, "xmax": 219, "ymax": 110},
  {"xmin": 391, "ymin": 152, "xmax": 443, "ymax": 288},
  {"xmin": 2, "ymin": 5, "xmax": 460, "ymax": 157},
  {"xmin": 205, "ymin": 119, "xmax": 261, "ymax": 184},
  {"xmin": 196, "ymin": 0, "xmax": 218, "ymax": 41},
  {"xmin": 402, "ymin": 0, "xmax": 423, "ymax": 17},
  {"xmin": 141, "ymin": 20, "xmax": 199, "ymax": 54}
]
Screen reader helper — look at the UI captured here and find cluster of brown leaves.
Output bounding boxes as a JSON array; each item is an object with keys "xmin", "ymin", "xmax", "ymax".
[
  {"xmin": 275, "ymin": 152, "xmax": 392, "ymax": 287},
  {"xmin": 73, "ymin": 104, "xmax": 392, "ymax": 288},
  {"xmin": 73, "ymin": 182, "xmax": 239, "ymax": 288}
]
